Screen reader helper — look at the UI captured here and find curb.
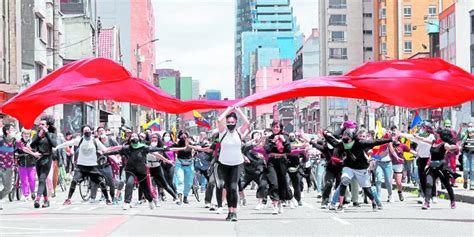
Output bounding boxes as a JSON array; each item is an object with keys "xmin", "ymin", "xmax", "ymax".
[{"xmin": 401, "ymin": 185, "xmax": 474, "ymax": 204}]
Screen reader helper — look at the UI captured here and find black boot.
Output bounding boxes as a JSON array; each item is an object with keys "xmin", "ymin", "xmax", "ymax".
[
  {"xmin": 225, "ymin": 212, "xmax": 232, "ymax": 221},
  {"xmin": 183, "ymin": 196, "xmax": 189, "ymax": 204}
]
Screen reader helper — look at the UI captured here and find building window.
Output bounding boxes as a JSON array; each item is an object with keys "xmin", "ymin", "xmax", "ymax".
[
  {"xmin": 330, "ymin": 31, "xmax": 346, "ymax": 42},
  {"xmin": 404, "ymin": 6, "xmax": 412, "ymax": 18},
  {"xmin": 329, "ymin": 71, "xmax": 343, "ymax": 76},
  {"xmin": 379, "ymin": 24, "xmax": 386, "ymax": 36},
  {"xmin": 329, "ymin": 0, "xmax": 346, "ymax": 9},
  {"xmin": 364, "ymin": 47, "xmax": 373, "ymax": 52},
  {"xmin": 47, "ymin": 25, "xmax": 53, "ymax": 47},
  {"xmin": 36, "ymin": 16, "xmax": 43, "ymax": 39},
  {"xmin": 329, "ymin": 48, "xmax": 348, "ymax": 59},
  {"xmin": 35, "ymin": 63, "xmax": 44, "ymax": 81},
  {"xmin": 329, "ymin": 98, "xmax": 348, "ymax": 109},
  {"xmin": 404, "ymin": 41, "xmax": 412, "ymax": 53},
  {"xmin": 380, "ymin": 7, "xmax": 386, "ymax": 19},
  {"xmin": 428, "ymin": 6, "xmax": 437, "ymax": 17},
  {"xmin": 363, "ymin": 13, "xmax": 372, "ymax": 18},
  {"xmin": 404, "ymin": 23, "xmax": 412, "ymax": 36},
  {"xmin": 471, "ymin": 101, "xmax": 474, "ymax": 117},
  {"xmin": 471, "ymin": 15, "xmax": 474, "ymax": 33},
  {"xmin": 329, "ymin": 14, "xmax": 347, "ymax": 26},
  {"xmin": 363, "ymin": 30, "xmax": 373, "ymax": 35},
  {"xmin": 380, "ymin": 42, "xmax": 387, "ymax": 54}
]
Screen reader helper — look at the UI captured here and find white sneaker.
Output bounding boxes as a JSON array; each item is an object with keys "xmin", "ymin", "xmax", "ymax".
[
  {"xmin": 289, "ymin": 200, "xmax": 296, "ymax": 209},
  {"xmin": 417, "ymin": 197, "xmax": 424, "ymax": 204},
  {"xmin": 216, "ymin": 207, "xmax": 223, "ymax": 214},
  {"xmin": 123, "ymin": 203, "xmax": 131, "ymax": 210},
  {"xmin": 387, "ymin": 195, "xmax": 394, "ymax": 203},
  {"xmin": 255, "ymin": 203, "xmax": 264, "ymax": 210},
  {"xmin": 205, "ymin": 203, "xmax": 211, "ymax": 208},
  {"xmin": 0, "ymin": 200, "xmax": 4, "ymax": 210},
  {"xmin": 209, "ymin": 205, "xmax": 217, "ymax": 211},
  {"xmin": 153, "ymin": 199, "xmax": 161, "ymax": 207},
  {"xmin": 328, "ymin": 203, "xmax": 337, "ymax": 210},
  {"xmin": 148, "ymin": 201, "xmax": 155, "ymax": 210},
  {"xmin": 432, "ymin": 197, "xmax": 438, "ymax": 204},
  {"xmin": 272, "ymin": 205, "xmax": 279, "ymax": 215},
  {"xmin": 281, "ymin": 201, "xmax": 288, "ymax": 207},
  {"xmin": 278, "ymin": 203, "xmax": 284, "ymax": 214}
]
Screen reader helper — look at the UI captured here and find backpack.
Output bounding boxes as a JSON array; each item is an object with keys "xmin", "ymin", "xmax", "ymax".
[{"xmin": 74, "ymin": 137, "xmax": 101, "ymax": 164}]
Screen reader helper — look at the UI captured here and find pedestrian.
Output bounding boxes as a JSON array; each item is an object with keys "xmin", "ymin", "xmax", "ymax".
[
  {"xmin": 30, "ymin": 116, "xmax": 58, "ymax": 208},
  {"xmin": 215, "ymin": 106, "xmax": 249, "ymax": 221},
  {"xmin": 461, "ymin": 127, "xmax": 474, "ymax": 189},
  {"xmin": 0, "ymin": 124, "xmax": 23, "ymax": 210},
  {"xmin": 16, "ymin": 129, "xmax": 37, "ymax": 201},
  {"xmin": 169, "ymin": 131, "xmax": 195, "ymax": 205}
]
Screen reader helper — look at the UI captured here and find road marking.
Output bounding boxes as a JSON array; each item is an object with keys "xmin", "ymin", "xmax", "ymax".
[
  {"xmin": 55, "ymin": 206, "xmax": 70, "ymax": 211},
  {"xmin": 0, "ymin": 217, "xmax": 105, "ymax": 221},
  {"xmin": 278, "ymin": 220, "xmax": 292, "ymax": 224},
  {"xmin": 86, "ymin": 206, "xmax": 100, "ymax": 211},
  {"xmin": 302, "ymin": 201, "xmax": 316, "ymax": 209},
  {"xmin": 331, "ymin": 217, "xmax": 352, "ymax": 225},
  {"xmin": 76, "ymin": 215, "xmax": 129, "ymax": 237},
  {"xmin": 1, "ymin": 230, "xmax": 82, "ymax": 235},
  {"xmin": 0, "ymin": 226, "xmax": 82, "ymax": 231}
]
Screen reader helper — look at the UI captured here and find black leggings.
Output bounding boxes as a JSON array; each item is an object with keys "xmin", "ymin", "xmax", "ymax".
[
  {"xmin": 240, "ymin": 170, "xmax": 267, "ymax": 199},
  {"xmin": 36, "ymin": 158, "xmax": 52, "ymax": 198},
  {"xmin": 124, "ymin": 170, "xmax": 153, "ymax": 203},
  {"xmin": 162, "ymin": 164, "xmax": 177, "ymax": 194},
  {"xmin": 425, "ymin": 167, "xmax": 455, "ymax": 202},
  {"xmin": 90, "ymin": 165, "xmax": 116, "ymax": 200},
  {"xmin": 68, "ymin": 165, "xmax": 109, "ymax": 200},
  {"xmin": 150, "ymin": 166, "xmax": 177, "ymax": 200},
  {"xmin": 417, "ymin": 158, "xmax": 429, "ymax": 197},
  {"xmin": 65, "ymin": 155, "xmax": 74, "ymax": 174},
  {"xmin": 322, "ymin": 169, "xmax": 341, "ymax": 203},
  {"xmin": 288, "ymin": 170, "xmax": 302, "ymax": 202},
  {"xmin": 217, "ymin": 163, "xmax": 242, "ymax": 209},
  {"xmin": 267, "ymin": 157, "xmax": 293, "ymax": 202}
]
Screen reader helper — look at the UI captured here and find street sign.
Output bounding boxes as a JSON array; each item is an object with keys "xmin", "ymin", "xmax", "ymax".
[{"xmin": 108, "ymin": 115, "xmax": 122, "ymax": 128}]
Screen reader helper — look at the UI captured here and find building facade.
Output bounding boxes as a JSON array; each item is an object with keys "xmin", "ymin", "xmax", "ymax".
[{"xmin": 205, "ymin": 90, "xmax": 222, "ymax": 101}]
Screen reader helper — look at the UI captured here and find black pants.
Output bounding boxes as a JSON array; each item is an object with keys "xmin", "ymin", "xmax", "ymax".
[
  {"xmin": 267, "ymin": 157, "xmax": 293, "ymax": 202},
  {"xmin": 65, "ymin": 155, "xmax": 74, "ymax": 174},
  {"xmin": 240, "ymin": 170, "xmax": 267, "ymax": 199},
  {"xmin": 124, "ymin": 169, "xmax": 153, "ymax": 203},
  {"xmin": 162, "ymin": 163, "xmax": 177, "ymax": 194},
  {"xmin": 288, "ymin": 169, "xmax": 302, "ymax": 202},
  {"xmin": 150, "ymin": 166, "xmax": 177, "ymax": 200},
  {"xmin": 302, "ymin": 166, "xmax": 313, "ymax": 190},
  {"xmin": 90, "ymin": 165, "xmax": 115, "ymax": 200},
  {"xmin": 322, "ymin": 169, "xmax": 341, "ymax": 204},
  {"xmin": 68, "ymin": 165, "xmax": 109, "ymax": 200},
  {"xmin": 217, "ymin": 163, "xmax": 242, "ymax": 209},
  {"xmin": 36, "ymin": 157, "xmax": 52, "ymax": 198},
  {"xmin": 417, "ymin": 158, "xmax": 429, "ymax": 197},
  {"xmin": 425, "ymin": 167, "xmax": 455, "ymax": 202}
]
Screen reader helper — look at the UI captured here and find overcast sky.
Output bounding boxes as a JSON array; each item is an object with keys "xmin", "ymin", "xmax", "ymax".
[{"xmin": 153, "ymin": 0, "xmax": 318, "ymax": 99}]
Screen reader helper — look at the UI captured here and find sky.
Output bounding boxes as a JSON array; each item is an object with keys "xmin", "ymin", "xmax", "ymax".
[{"xmin": 153, "ymin": 0, "xmax": 318, "ymax": 99}]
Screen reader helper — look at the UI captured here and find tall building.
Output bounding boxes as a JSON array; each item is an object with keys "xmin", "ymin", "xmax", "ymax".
[
  {"xmin": 192, "ymin": 80, "xmax": 200, "ymax": 100},
  {"xmin": 319, "ymin": 0, "xmax": 374, "ymax": 130},
  {"xmin": 205, "ymin": 90, "xmax": 222, "ymax": 101},
  {"xmin": 235, "ymin": 0, "xmax": 302, "ymax": 99},
  {"xmin": 180, "ymin": 77, "xmax": 193, "ymax": 101},
  {"xmin": 0, "ymin": 0, "xmax": 21, "ymax": 108},
  {"xmin": 374, "ymin": 0, "xmax": 454, "ymax": 60}
]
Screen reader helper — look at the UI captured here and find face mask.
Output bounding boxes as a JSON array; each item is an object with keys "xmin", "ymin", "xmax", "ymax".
[
  {"xmin": 84, "ymin": 132, "xmax": 92, "ymax": 138},
  {"xmin": 131, "ymin": 138, "xmax": 139, "ymax": 144},
  {"xmin": 227, "ymin": 124, "xmax": 236, "ymax": 131},
  {"xmin": 164, "ymin": 137, "xmax": 171, "ymax": 143},
  {"xmin": 290, "ymin": 137, "xmax": 296, "ymax": 142},
  {"xmin": 343, "ymin": 140, "xmax": 355, "ymax": 150},
  {"xmin": 342, "ymin": 138, "xmax": 350, "ymax": 143},
  {"xmin": 100, "ymin": 134, "xmax": 107, "ymax": 139},
  {"xmin": 151, "ymin": 142, "xmax": 158, "ymax": 147}
]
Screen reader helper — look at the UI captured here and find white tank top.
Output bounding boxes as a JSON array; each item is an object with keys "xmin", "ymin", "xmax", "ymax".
[{"xmin": 218, "ymin": 129, "xmax": 243, "ymax": 166}]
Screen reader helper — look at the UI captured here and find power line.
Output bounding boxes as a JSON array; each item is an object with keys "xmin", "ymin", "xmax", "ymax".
[{"xmin": 24, "ymin": 36, "xmax": 93, "ymax": 52}]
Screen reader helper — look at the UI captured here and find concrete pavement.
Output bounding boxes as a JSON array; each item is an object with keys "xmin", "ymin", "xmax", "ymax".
[{"xmin": 0, "ymin": 188, "xmax": 473, "ymax": 236}]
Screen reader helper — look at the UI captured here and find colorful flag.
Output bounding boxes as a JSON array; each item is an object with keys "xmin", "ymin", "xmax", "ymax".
[
  {"xmin": 193, "ymin": 110, "xmax": 211, "ymax": 130},
  {"xmin": 410, "ymin": 110, "xmax": 422, "ymax": 133},
  {"xmin": 375, "ymin": 120, "xmax": 383, "ymax": 139},
  {"xmin": 171, "ymin": 122, "xmax": 177, "ymax": 142},
  {"xmin": 142, "ymin": 117, "xmax": 161, "ymax": 131}
]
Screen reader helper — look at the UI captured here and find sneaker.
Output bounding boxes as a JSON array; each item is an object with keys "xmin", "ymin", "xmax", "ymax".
[
  {"xmin": 281, "ymin": 201, "xmax": 287, "ymax": 207},
  {"xmin": 216, "ymin": 207, "xmax": 223, "ymax": 214},
  {"xmin": 464, "ymin": 182, "xmax": 468, "ymax": 189},
  {"xmin": 321, "ymin": 203, "xmax": 328, "ymax": 209},
  {"xmin": 123, "ymin": 203, "xmax": 131, "ymax": 210},
  {"xmin": 298, "ymin": 200, "xmax": 303, "ymax": 206},
  {"xmin": 205, "ymin": 203, "xmax": 211, "ymax": 208},
  {"xmin": 316, "ymin": 193, "xmax": 322, "ymax": 198},
  {"xmin": 372, "ymin": 203, "xmax": 378, "ymax": 212},
  {"xmin": 421, "ymin": 202, "xmax": 430, "ymax": 210},
  {"xmin": 255, "ymin": 203, "xmax": 264, "ymax": 210},
  {"xmin": 241, "ymin": 198, "xmax": 247, "ymax": 206},
  {"xmin": 328, "ymin": 203, "xmax": 337, "ymax": 210},
  {"xmin": 176, "ymin": 194, "xmax": 183, "ymax": 205},
  {"xmin": 377, "ymin": 202, "xmax": 383, "ymax": 210},
  {"xmin": 0, "ymin": 201, "xmax": 3, "ymax": 210},
  {"xmin": 230, "ymin": 212, "xmax": 238, "ymax": 222},
  {"xmin": 387, "ymin": 195, "xmax": 394, "ymax": 203},
  {"xmin": 336, "ymin": 205, "xmax": 345, "ymax": 213},
  {"xmin": 34, "ymin": 200, "xmax": 40, "ymax": 208},
  {"xmin": 42, "ymin": 200, "xmax": 50, "ymax": 208},
  {"xmin": 209, "ymin": 205, "xmax": 217, "ymax": 211},
  {"xmin": 106, "ymin": 200, "xmax": 113, "ymax": 205},
  {"xmin": 432, "ymin": 197, "xmax": 438, "ymax": 204},
  {"xmin": 89, "ymin": 198, "xmax": 97, "ymax": 204},
  {"xmin": 225, "ymin": 213, "xmax": 232, "ymax": 221},
  {"xmin": 272, "ymin": 205, "xmax": 279, "ymax": 215},
  {"xmin": 153, "ymin": 199, "xmax": 161, "ymax": 207},
  {"xmin": 63, "ymin": 199, "xmax": 72, "ymax": 205},
  {"xmin": 398, "ymin": 191, "xmax": 404, "ymax": 202},
  {"xmin": 278, "ymin": 203, "xmax": 284, "ymax": 214},
  {"xmin": 353, "ymin": 202, "xmax": 361, "ymax": 207},
  {"xmin": 31, "ymin": 193, "xmax": 36, "ymax": 200},
  {"xmin": 112, "ymin": 198, "xmax": 119, "ymax": 205},
  {"xmin": 148, "ymin": 201, "xmax": 155, "ymax": 210},
  {"xmin": 24, "ymin": 196, "xmax": 30, "ymax": 202},
  {"xmin": 451, "ymin": 201, "xmax": 456, "ymax": 209},
  {"xmin": 417, "ymin": 197, "xmax": 424, "ymax": 204},
  {"xmin": 183, "ymin": 196, "xmax": 189, "ymax": 204},
  {"xmin": 289, "ymin": 200, "xmax": 296, "ymax": 209}
]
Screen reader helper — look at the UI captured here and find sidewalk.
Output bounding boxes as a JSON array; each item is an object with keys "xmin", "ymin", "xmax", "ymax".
[{"xmin": 401, "ymin": 182, "xmax": 474, "ymax": 204}]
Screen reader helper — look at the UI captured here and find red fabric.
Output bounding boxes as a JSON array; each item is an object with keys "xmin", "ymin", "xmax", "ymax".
[{"xmin": 1, "ymin": 57, "xmax": 474, "ymax": 128}]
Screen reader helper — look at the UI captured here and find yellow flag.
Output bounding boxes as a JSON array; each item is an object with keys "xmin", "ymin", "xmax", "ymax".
[{"xmin": 376, "ymin": 120, "xmax": 383, "ymax": 139}]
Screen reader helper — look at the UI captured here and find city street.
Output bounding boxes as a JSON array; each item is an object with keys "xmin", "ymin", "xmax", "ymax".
[{"xmin": 1, "ymin": 188, "xmax": 473, "ymax": 236}]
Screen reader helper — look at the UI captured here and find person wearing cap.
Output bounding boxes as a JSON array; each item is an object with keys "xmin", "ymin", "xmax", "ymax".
[{"xmin": 324, "ymin": 124, "xmax": 392, "ymax": 213}]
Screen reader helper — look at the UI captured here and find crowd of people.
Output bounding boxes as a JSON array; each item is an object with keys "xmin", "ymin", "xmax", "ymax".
[{"xmin": 0, "ymin": 109, "xmax": 473, "ymax": 222}]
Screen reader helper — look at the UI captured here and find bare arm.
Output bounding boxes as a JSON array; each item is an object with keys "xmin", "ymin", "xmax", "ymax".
[
  {"xmin": 217, "ymin": 106, "xmax": 234, "ymax": 133},
  {"xmin": 234, "ymin": 107, "xmax": 250, "ymax": 135}
]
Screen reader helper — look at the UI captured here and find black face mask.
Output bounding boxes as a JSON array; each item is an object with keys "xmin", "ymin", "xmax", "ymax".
[
  {"xmin": 227, "ymin": 124, "xmax": 236, "ymax": 131},
  {"xmin": 289, "ymin": 137, "xmax": 296, "ymax": 142},
  {"xmin": 342, "ymin": 138, "xmax": 350, "ymax": 143},
  {"xmin": 131, "ymin": 138, "xmax": 139, "ymax": 144},
  {"xmin": 84, "ymin": 132, "xmax": 92, "ymax": 138}
]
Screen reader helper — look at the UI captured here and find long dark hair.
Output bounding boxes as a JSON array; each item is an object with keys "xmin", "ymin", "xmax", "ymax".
[
  {"xmin": 40, "ymin": 115, "xmax": 56, "ymax": 133},
  {"xmin": 151, "ymin": 133, "xmax": 164, "ymax": 147},
  {"xmin": 270, "ymin": 120, "xmax": 284, "ymax": 135},
  {"xmin": 437, "ymin": 128, "xmax": 456, "ymax": 145}
]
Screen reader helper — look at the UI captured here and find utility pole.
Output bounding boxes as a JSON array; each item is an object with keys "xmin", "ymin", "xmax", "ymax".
[
  {"xmin": 94, "ymin": 1, "xmax": 101, "ymax": 129},
  {"xmin": 52, "ymin": 0, "xmax": 61, "ymax": 129}
]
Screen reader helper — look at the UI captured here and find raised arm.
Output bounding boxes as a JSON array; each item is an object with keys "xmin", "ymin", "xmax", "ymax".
[
  {"xmin": 218, "ymin": 106, "xmax": 234, "ymax": 133},
  {"xmin": 55, "ymin": 138, "xmax": 78, "ymax": 150},
  {"xmin": 359, "ymin": 138, "xmax": 392, "ymax": 149},
  {"xmin": 234, "ymin": 107, "xmax": 250, "ymax": 135}
]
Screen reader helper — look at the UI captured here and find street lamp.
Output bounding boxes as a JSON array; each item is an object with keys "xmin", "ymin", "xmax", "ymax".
[
  {"xmin": 136, "ymin": 38, "xmax": 159, "ymax": 79},
  {"xmin": 157, "ymin": 59, "xmax": 172, "ymax": 66}
]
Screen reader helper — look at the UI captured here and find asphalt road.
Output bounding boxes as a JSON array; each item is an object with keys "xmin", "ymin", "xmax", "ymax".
[{"xmin": 1, "ymin": 187, "xmax": 473, "ymax": 237}]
